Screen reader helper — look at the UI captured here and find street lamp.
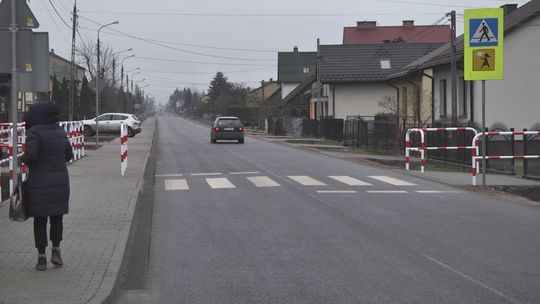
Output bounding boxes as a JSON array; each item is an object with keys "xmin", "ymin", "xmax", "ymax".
[
  {"xmin": 126, "ymin": 71, "xmax": 141, "ymax": 113},
  {"xmin": 120, "ymin": 54, "xmax": 135, "ymax": 111},
  {"xmin": 113, "ymin": 48, "xmax": 133, "ymax": 56},
  {"xmin": 96, "ymin": 20, "xmax": 119, "ymax": 148},
  {"xmin": 112, "ymin": 49, "xmax": 132, "ymax": 87}
]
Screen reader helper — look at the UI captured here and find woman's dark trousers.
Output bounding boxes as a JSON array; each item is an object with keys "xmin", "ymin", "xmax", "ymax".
[{"xmin": 34, "ymin": 215, "xmax": 63, "ymax": 254}]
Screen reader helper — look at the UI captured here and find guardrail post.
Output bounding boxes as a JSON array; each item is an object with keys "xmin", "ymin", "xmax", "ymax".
[
  {"xmin": 510, "ymin": 128, "xmax": 515, "ymax": 175},
  {"xmin": 523, "ymin": 128, "xmax": 528, "ymax": 177}
]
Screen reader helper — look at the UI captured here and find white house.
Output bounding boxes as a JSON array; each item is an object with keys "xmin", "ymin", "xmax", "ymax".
[{"xmin": 316, "ymin": 43, "xmax": 443, "ymax": 120}]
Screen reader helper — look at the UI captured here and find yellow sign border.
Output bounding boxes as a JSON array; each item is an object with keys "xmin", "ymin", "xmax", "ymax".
[{"xmin": 464, "ymin": 8, "xmax": 504, "ymax": 80}]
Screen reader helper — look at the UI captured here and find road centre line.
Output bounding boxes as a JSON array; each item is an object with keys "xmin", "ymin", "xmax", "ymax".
[
  {"xmin": 155, "ymin": 173, "xmax": 183, "ymax": 177},
  {"xmin": 191, "ymin": 173, "xmax": 222, "ymax": 176},
  {"xmin": 164, "ymin": 179, "xmax": 189, "ymax": 191},
  {"xmin": 416, "ymin": 190, "xmax": 460, "ymax": 194},
  {"xmin": 421, "ymin": 254, "xmax": 523, "ymax": 304},
  {"xmin": 206, "ymin": 178, "xmax": 236, "ymax": 189},
  {"xmin": 367, "ymin": 190, "xmax": 408, "ymax": 194},
  {"xmin": 230, "ymin": 171, "xmax": 261, "ymax": 175},
  {"xmin": 317, "ymin": 190, "xmax": 358, "ymax": 194},
  {"xmin": 368, "ymin": 176, "xmax": 416, "ymax": 186}
]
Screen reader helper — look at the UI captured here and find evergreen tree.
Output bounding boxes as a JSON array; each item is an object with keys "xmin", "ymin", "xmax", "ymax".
[
  {"xmin": 51, "ymin": 75, "xmax": 61, "ymax": 102},
  {"xmin": 57, "ymin": 77, "xmax": 70, "ymax": 120},
  {"xmin": 78, "ymin": 76, "xmax": 94, "ymax": 119}
]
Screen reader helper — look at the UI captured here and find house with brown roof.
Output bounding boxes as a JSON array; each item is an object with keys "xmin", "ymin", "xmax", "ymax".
[
  {"xmin": 343, "ymin": 20, "xmax": 450, "ymax": 44},
  {"xmin": 395, "ymin": 2, "xmax": 540, "ymax": 130}
]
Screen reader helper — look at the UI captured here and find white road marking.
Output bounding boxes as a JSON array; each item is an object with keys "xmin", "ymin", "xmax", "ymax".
[
  {"xmin": 416, "ymin": 190, "xmax": 460, "ymax": 194},
  {"xmin": 206, "ymin": 178, "xmax": 236, "ymax": 189},
  {"xmin": 368, "ymin": 176, "xmax": 416, "ymax": 186},
  {"xmin": 367, "ymin": 190, "xmax": 408, "ymax": 194},
  {"xmin": 422, "ymin": 254, "xmax": 524, "ymax": 304},
  {"xmin": 155, "ymin": 173, "xmax": 183, "ymax": 177},
  {"xmin": 287, "ymin": 176, "xmax": 327, "ymax": 186},
  {"xmin": 164, "ymin": 179, "xmax": 189, "ymax": 191},
  {"xmin": 191, "ymin": 173, "xmax": 222, "ymax": 176},
  {"xmin": 329, "ymin": 176, "xmax": 372, "ymax": 186},
  {"xmin": 247, "ymin": 176, "xmax": 280, "ymax": 187},
  {"xmin": 230, "ymin": 171, "xmax": 261, "ymax": 175},
  {"xmin": 317, "ymin": 190, "xmax": 357, "ymax": 194}
]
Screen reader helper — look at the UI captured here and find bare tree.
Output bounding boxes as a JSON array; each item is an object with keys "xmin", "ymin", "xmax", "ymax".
[{"xmin": 76, "ymin": 39, "xmax": 116, "ymax": 85}]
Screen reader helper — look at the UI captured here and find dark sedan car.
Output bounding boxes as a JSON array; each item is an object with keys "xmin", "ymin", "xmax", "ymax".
[{"xmin": 211, "ymin": 116, "xmax": 244, "ymax": 143}]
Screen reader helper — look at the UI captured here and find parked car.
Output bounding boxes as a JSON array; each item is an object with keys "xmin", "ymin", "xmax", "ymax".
[
  {"xmin": 82, "ymin": 113, "xmax": 141, "ymax": 137},
  {"xmin": 210, "ymin": 116, "xmax": 244, "ymax": 144}
]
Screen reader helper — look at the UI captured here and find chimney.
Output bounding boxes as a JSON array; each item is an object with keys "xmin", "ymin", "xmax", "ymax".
[
  {"xmin": 501, "ymin": 4, "xmax": 518, "ymax": 15},
  {"xmin": 356, "ymin": 21, "xmax": 377, "ymax": 29},
  {"xmin": 293, "ymin": 46, "xmax": 298, "ymax": 54},
  {"xmin": 402, "ymin": 20, "xmax": 415, "ymax": 29}
]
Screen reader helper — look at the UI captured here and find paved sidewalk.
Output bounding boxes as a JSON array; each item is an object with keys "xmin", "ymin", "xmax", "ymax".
[
  {"xmin": 252, "ymin": 133, "xmax": 540, "ymax": 188},
  {"xmin": 0, "ymin": 117, "xmax": 155, "ymax": 304}
]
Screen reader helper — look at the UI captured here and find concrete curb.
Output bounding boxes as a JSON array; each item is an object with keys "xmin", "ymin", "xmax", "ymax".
[{"xmin": 85, "ymin": 117, "xmax": 157, "ymax": 304}]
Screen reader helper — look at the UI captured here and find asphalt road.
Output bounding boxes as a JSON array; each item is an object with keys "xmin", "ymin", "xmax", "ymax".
[{"xmin": 117, "ymin": 113, "xmax": 540, "ymax": 304}]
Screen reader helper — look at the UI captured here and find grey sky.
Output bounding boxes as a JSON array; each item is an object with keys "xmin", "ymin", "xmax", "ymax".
[{"xmin": 31, "ymin": 0, "xmax": 527, "ymax": 104}]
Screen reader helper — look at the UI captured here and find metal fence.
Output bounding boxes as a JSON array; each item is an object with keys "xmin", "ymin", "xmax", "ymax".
[
  {"xmin": 344, "ymin": 119, "xmax": 397, "ymax": 152},
  {"xmin": 268, "ymin": 117, "xmax": 344, "ymax": 141},
  {"xmin": 344, "ymin": 116, "xmax": 417, "ymax": 153}
]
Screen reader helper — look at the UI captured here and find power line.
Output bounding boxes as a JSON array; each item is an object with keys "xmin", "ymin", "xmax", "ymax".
[
  {"xmin": 69, "ymin": 10, "xmax": 446, "ymax": 17},
  {"xmin": 141, "ymin": 66, "xmax": 273, "ymax": 75},
  {"xmin": 48, "ymin": 0, "xmax": 72, "ymax": 29},
  {"xmin": 36, "ymin": 0, "xmax": 71, "ymax": 45},
  {"xmin": 77, "ymin": 26, "xmax": 278, "ymax": 53},
  {"xmin": 78, "ymin": 15, "xmax": 276, "ymax": 62},
  {"xmin": 132, "ymin": 56, "xmax": 274, "ymax": 67},
  {"xmin": 402, "ymin": 15, "xmax": 448, "ymax": 43}
]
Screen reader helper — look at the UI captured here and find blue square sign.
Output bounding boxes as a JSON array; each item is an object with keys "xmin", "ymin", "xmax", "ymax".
[{"xmin": 469, "ymin": 18, "xmax": 499, "ymax": 47}]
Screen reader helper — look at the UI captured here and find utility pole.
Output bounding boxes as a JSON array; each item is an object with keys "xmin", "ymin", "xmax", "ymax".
[
  {"xmin": 449, "ymin": 10, "xmax": 458, "ymax": 124},
  {"xmin": 112, "ymin": 58, "xmax": 116, "ymax": 88},
  {"xmin": 261, "ymin": 80, "xmax": 265, "ymax": 129},
  {"xmin": 10, "ymin": 0, "xmax": 19, "ymax": 188},
  {"xmin": 69, "ymin": 1, "xmax": 77, "ymax": 121},
  {"xmin": 316, "ymin": 38, "xmax": 321, "ymax": 119}
]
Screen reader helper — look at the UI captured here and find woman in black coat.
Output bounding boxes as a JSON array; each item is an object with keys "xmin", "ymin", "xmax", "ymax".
[{"xmin": 21, "ymin": 100, "xmax": 73, "ymax": 271}]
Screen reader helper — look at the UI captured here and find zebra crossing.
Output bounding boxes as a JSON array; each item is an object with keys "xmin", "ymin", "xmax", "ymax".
[{"xmin": 158, "ymin": 173, "xmax": 460, "ymax": 194}]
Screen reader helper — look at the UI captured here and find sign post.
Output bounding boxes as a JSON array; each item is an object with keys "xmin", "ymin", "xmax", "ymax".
[{"xmin": 464, "ymin": 8, "xmax": 504, "ymax": 187}]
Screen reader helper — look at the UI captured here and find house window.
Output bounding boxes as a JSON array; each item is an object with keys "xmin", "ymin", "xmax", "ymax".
[
  {"xmin": 303, "ymin": 67, "xmax": 310, "ymax": 74},
  {"xmin": 380, "ymin": 60, "xmax": 391, "ymax": 70},
  {"xmin": 401, "ymin": 86, "xmax": 408, "ymax": 117},
  {"xmin": 439, "ymin": 79, "xmax": 447, "ymax": 117}
]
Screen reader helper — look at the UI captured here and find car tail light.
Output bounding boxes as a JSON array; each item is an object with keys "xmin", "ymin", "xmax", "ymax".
[
  {"xmin": 238, "ymin": 127, "xmax": 244, "ymax": 132},
  {"xmin": 214, "ymin": 127, "xmax": 220, "ymax": 132}
]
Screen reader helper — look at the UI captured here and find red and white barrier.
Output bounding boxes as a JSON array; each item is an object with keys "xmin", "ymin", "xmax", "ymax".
[
  {"xmin": 471, "ymin": 131, "xmax": 540, "ymax": 185},
  {"xmin": 120, "ymin": 123, "xmax": 128, "ymax": 176},
  {"xmin": 3, "ymin": 126, "xmax": 26, "ymax": 197},
  {"xmin": 0, "ymin": 122, "xmax": 84, "ymax": 199},
  {"xmin": 405, "ymin": 127, "xmax": 478, "ymax": 173},
  {"xmin": 59, "ymin": 121, "xmax": 85, "ymax": 161}
]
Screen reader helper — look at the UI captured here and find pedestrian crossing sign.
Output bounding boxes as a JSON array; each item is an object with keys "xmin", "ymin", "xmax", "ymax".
[
  {"xmin": 464, "ymin": 8, "xmax": 504, "ymax": 80},
  {"xmin": 469, "ymin": 18, "xmax": 498, "ymax": 47}
]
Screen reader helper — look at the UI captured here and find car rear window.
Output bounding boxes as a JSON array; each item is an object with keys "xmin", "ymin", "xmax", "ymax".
[{"xmin": 217, "ymin": 119, "xmax": 242, "ymax": 127}]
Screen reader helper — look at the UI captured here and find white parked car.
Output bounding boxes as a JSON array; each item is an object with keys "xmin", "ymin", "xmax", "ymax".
[{"xmin": 82, "ymin": 113, "xmax": 142, "ymax": 137}]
